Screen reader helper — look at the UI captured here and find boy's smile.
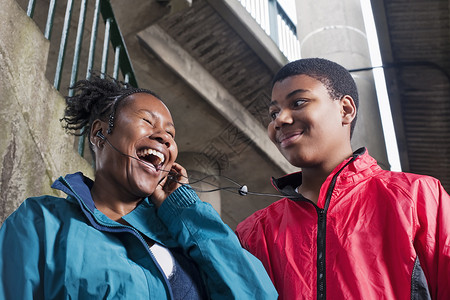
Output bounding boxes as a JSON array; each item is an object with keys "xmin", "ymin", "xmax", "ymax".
[
  {"xmin": 277, "ymin": 130, "xmax": 304, "ymax": 148},
  {"xmin": 268, "ymin": 74, "xmax": 353, "ymax": 169}
]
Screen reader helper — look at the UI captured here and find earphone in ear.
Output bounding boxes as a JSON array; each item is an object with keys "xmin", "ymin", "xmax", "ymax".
[{"xmin": 96, "ymin": 130, "xmax": 106, "ymax": 140}]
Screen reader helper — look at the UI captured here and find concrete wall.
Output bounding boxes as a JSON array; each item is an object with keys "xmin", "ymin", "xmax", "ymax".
[
  {"xmin": 0, "ymin": 0, "xmax": 93, "ymax": 224},
  {"xmin": 296, "ymin": 0, "xmax": 390, "ymax": 169}
]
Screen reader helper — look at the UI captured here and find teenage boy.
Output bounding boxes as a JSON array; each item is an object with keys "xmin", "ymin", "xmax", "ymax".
[{"xmin": 236, "ymin": 58, "xmax": 450, "ymax": 299}]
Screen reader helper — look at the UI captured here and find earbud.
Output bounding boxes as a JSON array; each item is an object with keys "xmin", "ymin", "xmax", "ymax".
[
  {"xmin": 96, "ymin": 130, "xmax": 106, "ymax": 140},
  {"xmin": 238, "ymin": 185, "xmax": 248, "ymax": 196}
]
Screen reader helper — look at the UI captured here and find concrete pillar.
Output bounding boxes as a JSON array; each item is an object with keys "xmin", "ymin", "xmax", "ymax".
[
  {"xmin": 176, "ymin": 152, "xmax": 222, "ymax": 215},
  {"xmin": 295, "ymin": 0, "xmax": 390, "ymax": 169}
]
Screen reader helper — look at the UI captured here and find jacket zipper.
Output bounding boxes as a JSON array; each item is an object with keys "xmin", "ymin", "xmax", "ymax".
[
  {"xmin": 89, "ymin": 215, "xmax": 174, "ymax": 299},
  {"xmin": 96, "ymin": 222, "xmax": 174, "ymax": 298},
  {"xmin": 60, "ymin": 178, "xmax": 175, "ymax": 299},
  {"xmin": 315, "ymin": 155, "xmax": 358, "ymax": 300},
  {"xmin": 316, "ymin": 208, "xmax": 326, "ymax": 300}
]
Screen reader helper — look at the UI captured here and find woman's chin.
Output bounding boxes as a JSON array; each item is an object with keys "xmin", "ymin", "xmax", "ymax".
[{"xmin": 133, "ymin": 181, "xmax": 158, "ymax": 197}]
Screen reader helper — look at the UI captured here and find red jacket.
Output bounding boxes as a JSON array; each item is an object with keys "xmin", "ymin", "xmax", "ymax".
[{"xmin": 236, "ymin": 148, "xmax": 450, "ymax": 299}]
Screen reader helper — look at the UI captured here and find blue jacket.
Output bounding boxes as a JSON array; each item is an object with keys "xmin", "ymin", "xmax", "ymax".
[{"xmin": 0, "ymin": 172, "xmax": 277, "ymax": 299}]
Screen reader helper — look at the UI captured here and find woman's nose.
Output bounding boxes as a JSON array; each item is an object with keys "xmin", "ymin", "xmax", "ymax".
[{"xmin": 151, "ymin": 130, "xmax": 172, "ymax": 148}]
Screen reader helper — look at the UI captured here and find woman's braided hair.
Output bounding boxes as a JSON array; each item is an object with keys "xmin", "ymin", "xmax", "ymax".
[{"xmin": 61, "ymin": 75, "xmax": 160, "ymax": 138}]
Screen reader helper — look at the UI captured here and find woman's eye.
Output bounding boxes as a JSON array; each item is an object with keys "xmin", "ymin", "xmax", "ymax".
[{"xmin": 143, "ymin": 118, "xmax": 153, "ymax": 126}]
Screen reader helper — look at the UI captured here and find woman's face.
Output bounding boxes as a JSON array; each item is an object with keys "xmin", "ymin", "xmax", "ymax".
[{"xmin": 96, "ymin": 93, "xmax": 178, "ymax": 198}]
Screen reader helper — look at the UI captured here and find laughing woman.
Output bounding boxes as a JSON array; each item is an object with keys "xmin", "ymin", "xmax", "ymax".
[{"xmin": 0, "ymin": 76, "xmax": 277, "ymax": 299}]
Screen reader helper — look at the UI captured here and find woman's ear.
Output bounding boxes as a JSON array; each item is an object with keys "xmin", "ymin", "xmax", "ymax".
[
  {"xmin": 90, "ymin": 119, "xmax": 107, "ymax": 148},
  {"xmin": 340, "ymin": 95, "xmax": 357, "ymax": 126}
]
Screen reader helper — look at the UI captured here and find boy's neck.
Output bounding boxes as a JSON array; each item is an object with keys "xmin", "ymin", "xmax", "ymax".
[{"xmin": 298, "ymin": 148, "xmax": 354, "ymax": 204}]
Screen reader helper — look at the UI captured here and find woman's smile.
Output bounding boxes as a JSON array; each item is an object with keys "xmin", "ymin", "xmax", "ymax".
[{"xmin": 95, "ymin": 92, "xmax": 178, "ymax": 199}]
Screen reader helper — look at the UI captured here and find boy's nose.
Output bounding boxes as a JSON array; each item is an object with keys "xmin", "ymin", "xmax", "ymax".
[{"xmin": 274, "ymin": 109, "xmax": 294, "ymax": 129}]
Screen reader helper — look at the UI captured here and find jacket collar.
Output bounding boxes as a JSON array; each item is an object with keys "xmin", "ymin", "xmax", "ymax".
[
  {"xmin": 50, "ymin": 172, "xmax": 176, "ymax": 246},
  {"xmin": 271, "ymin": 147, "xmax": 368, "ymax": 198},
  {"xmin": 51, "ymin": 172, "xmax": 118, "ymax": 226},
  {"xmin": 51, "ymin": 172, "xmax": 95, "ymax": 211}
]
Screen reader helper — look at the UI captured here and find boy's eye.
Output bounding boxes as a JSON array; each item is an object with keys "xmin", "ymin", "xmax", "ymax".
[
  {"xmin": 293, "ymin": 99, "xmax": 306, "ymax": 107},
  {"xmin": 269, "ymin": 111, "xmax": 279, "ymax": 120},
  {"xmin": 167, "ymin": 131, "xmax": 175, "ymax": 138},
  {"xmin": 143, "ymin": 118, "xmax": 153, "ymax": 125}
]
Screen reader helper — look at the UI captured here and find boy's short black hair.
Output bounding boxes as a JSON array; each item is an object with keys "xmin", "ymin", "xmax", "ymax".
[{"xmin": 272, "ymin": 58, "xmax": 359, "ymax": 137}]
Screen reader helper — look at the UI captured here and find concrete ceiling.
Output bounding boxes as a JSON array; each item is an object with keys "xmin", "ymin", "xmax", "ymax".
[{"xmin": 372, "ymin": 0, "xmax": 450, "ymax": 191}]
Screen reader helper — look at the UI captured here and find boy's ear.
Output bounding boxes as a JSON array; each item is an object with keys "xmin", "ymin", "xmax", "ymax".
[{"xmin": 340, "ymin": 95, "xmax": 357, "ymax": 126}]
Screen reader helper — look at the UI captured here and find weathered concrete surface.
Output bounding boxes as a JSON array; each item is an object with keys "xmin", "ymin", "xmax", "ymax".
[{"xmin": 0, "ymin": 0, "xmax": 93, "ymax": 224}]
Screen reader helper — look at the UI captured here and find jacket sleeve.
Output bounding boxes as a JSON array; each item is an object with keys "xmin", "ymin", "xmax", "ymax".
[
  {"xmin": 235, "ymin": 211, "xmax": 276, "ymax": 283},
  {"xmin": 413, "ymin": 178, "xmax": 450, "ymax": 299},
  {"xmin": 0, "ymin": 198, "xmax": 45, "ymax": 299},
  {"xmin": 157, "ymin": 185, "xmax": 278, "ymax": 300}
]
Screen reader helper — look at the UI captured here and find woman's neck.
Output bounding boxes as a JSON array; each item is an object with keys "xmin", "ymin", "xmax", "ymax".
[{"xmin": 90, "ymin": 177, "xmax": 142, "ymax": 221}]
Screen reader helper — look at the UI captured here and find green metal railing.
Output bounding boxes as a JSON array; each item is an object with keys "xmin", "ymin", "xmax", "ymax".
[{"xmin": 26, "ymin": 0, "xmax": 138, "ymax": 156}]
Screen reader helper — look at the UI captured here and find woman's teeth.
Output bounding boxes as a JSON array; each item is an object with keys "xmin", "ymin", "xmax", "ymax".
[{"xmin": 136, "ymin": 148, "xmax": 165, "ymax": 165}]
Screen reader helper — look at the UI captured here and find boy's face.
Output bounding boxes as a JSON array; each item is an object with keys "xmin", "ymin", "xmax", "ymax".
[{"xmin": 268, "ymin": 74, "xmax": 352, "ymax": 168}]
